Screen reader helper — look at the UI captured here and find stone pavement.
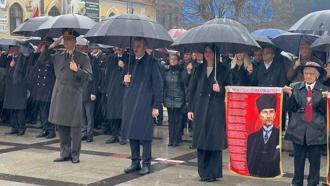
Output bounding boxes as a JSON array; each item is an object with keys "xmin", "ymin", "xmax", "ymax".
[{"xmin": 0, "ymin": 124, "xmax": 327, "ymax": 186}]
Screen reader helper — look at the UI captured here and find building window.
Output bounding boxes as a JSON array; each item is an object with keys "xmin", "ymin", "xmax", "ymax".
[
  {"xmin": 48, "ymin": 6, "xmax": 60, "ymax": 16},
  {"xmin": 9, "ymin": 3, "xmax": 23, "ymax": 33}
]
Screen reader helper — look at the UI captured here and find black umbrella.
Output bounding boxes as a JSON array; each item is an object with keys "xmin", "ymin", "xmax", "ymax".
[
  {"xmin": 289, "ymin": 10, "xmax": 330, "ymax": 35},
  {"xmin": 36, "ymin": 14, "xmax": 96, "ymax": 37},
  {"xmin": 13, "ymin": 16, "xmax": 52, "ymax": 36},
  {"xmin": 204, "ymin": 17, "xmax": 249, "ymax": 32},
  {"xmin": 272, "ymin": 32, "xmax": 318, "ymax": 55},
  {"xmin": 84, "ymin": 14, "xmax": 173, "ymax": 49},
  {"xmin": 311, "ymin": 36, "xmax": 330, "ymax": 52},
  {"xmin": 0, "ymin": 38, "xmax": 20, "ymax": 47},
  {"xmin": 171, "ymin": 23, "xmax": 260, "ymax": 54},
  {"xmin": 252, "ymin": 35, "xmax": 277, "ymax": 49}
]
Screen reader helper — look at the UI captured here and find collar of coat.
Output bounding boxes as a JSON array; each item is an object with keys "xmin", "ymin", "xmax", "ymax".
[{"xmin": 297, "ymin": 81, "xmax": 324, "ymax": 92}]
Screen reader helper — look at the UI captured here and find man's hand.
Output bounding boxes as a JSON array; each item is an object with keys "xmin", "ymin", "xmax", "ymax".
[
  {"xmin": 69, "ymin": 61, "xmax": 79, "ymax": 72},
  {"xmin": 293, "ymin": 59, "xmax": 301, "ymax": 70},
  {"xmin": 187, "ymin": 112, "xmax": 194, "ymax": 121},
  {"xmin": 213, "ymin": 83, "xmax": 221, "ymax": 92},
  {"xmin": 124, "ymin": 74, "xmax": 131, "ymax": 83},
  {"xmin": 10, "ymin": 60, "xmax": 15, "ymax": 67},
  {"xmin": 283, "ymin": 86, "xmax": 293, "ymax": 97},
  {"xmin": 90, "ymin": 94, "xmax": 96, "ymax": 101},
  {"xmin": 152, "ymin": 108, "xmax": 159, "ymax": 118},
  {"xmin": 118, "ymin": 60, "xmax": 125, "ymax": 68}
]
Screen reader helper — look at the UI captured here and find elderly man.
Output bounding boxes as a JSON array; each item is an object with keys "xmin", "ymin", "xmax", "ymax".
[
  {"xmin": 247, "ymin": 94, "xmax": 280, "ymax": 178},
  {"xmin": 284, "ymin": 61, "xmax": 328, "ymax": 186},
  {"xmin": 121, "ymin": 37, "xmax": 163, "ymax": 175},
  {"xmin": 48, "ymin": 29, "xmax": 92, "ymax": 164}
]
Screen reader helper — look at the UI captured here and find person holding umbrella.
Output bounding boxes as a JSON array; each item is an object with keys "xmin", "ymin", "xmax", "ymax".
[
  {"xmin": 287, "ymin": 41, "xmax": 323, "ymax": 83},
  {"xmin": 230, "ymin": 53, "xmax": 253, "ymax": 86},
  {"xmin": 48, "ymin": 29, "xmax": 92, "ymax": 164},
  {"xmin": 121, "ymin": 37, "xmax": 163, "ymax": 175},
  {"xmin": 283, "ymin": 61, "xmax": 328, "ymax": 186},
  {"xmin": 187, "ymin": 45, "xmax": 230, "ymax": 182}
]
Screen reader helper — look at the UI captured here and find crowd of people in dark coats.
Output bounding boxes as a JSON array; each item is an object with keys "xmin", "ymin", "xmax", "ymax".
[{"xmin": 0, "ymin": 36, "xmax": 329, "ymax": 184}]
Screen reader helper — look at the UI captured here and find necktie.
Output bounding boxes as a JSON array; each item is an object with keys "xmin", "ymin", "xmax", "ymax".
[
  {"xmin": 263, "ymin": 128, "xmax": 271, "ymax": 144},
  {"xmin": 304, "ymin": 86, "xmax": 313, "ymax": 123}
]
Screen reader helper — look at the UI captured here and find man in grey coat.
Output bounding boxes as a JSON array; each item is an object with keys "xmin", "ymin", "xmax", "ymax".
[{"xmin": 48, "ymin": 29, "xmax": 92, "ymax": 164}]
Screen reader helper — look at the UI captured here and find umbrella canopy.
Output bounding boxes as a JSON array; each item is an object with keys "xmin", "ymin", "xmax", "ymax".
[
  {"xmin": 311, "ymin": 36, "xmax": 330, "ymax": 52},
  {"xmin": 85, "ymin": 13, "xmax": 173, "ymax": 49},
  {"xmin": 289, "ymin": 10, "xmax": 330, "ymax": 35},
  {"xmin": 13, "ymin": 16, "xmax": 52, "ymax": 36},
  {"xmin": 272, "ymin": 32, "xmax": 318, "ymax": 55},
  {"xmin": 252, "ymin": 35, "xmax": 276, "ymax": 49},
  {"xmin": 171, "ymin": 23, "xmax": 260, "ymax": 54},
  {"xmin": 204, "ymin": 18, "xmax": 248, "ymax": 32},
  {"xmin": 36, "ymin": 14, "xmax": 96, "ymax": 38},
  {"xmin": 168, "ymin": 28, "xmax": 186, "ymax": 40},
  {"xmin": 251, "ymin": 28, "xmax": 286, "ymax": 40},
  {"xmin": 0, "ymin": 38, "xmax": 20, "ymax": 46}
]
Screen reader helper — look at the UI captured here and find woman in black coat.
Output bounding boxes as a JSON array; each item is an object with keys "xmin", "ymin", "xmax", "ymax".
[
  {"xmin": 163, "ymin": 54, "xmax": 185, "ymax": 147},
  {"xmin": 229, "ymin": 53, "xmax": 253, "ymax": 86},
  {"xmin": 187, "ymin": 45, "xmax": 230, "ymax": 182}
]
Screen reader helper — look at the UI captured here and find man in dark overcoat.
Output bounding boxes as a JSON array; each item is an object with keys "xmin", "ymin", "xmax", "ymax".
[
  {"xmin": 121, "ymin": 37, "xmax": 163, "ymax": 175},
  {"xmin": 3, "ymin": 45, "xmax": 29, "ymax": 136},
  {"xmin": 105, "ymin": 48, "xmax": 128, "ymax": 145}
]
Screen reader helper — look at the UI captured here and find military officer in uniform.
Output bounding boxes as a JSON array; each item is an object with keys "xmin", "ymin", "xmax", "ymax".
[
  {"xmin": 48, "ymin": 29, "xmax": 92, "ymax": 164},
  {"xmin": 30, "ymin": 37, "xmax": 56, "ymax": 139}
]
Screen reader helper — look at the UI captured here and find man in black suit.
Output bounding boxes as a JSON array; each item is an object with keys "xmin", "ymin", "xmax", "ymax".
[{"xmin": 247, "ymin": 94, "xmax": 281, "ymax": 177}]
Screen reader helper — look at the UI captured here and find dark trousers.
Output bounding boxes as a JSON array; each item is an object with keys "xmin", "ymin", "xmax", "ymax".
[
  {"xmin": 81, "ymin": 101, "xmax": 95, "ymax": 137},
  {"xmin": 94, "ymin": 92, "xmax": 106, "ymax": 130},
  {"xmin": 109, "ymin": 119, "xmax": 122, "ymax": 138},
  {"xmin": 129, "ymin": 139, "xmax": 152, "ymax": 167},
  {"xmin": 292, "ymin": 143, "xmax": 323, "ymax": 186},
  {"xmin": 25, "ymin": 98, "xmax": 38, "ymax": 123},
  {"xmin": 58, "ymin": 125, "xmax": 81, "ymax": 161},
  {"xmin": 167, "ymin": 107, "xmax": 182, "ymax": 145},
  {"xmin": 38, "ymin": 101, "xmax": 54, "ymax": 133},
  {"xmin": 197, "ymin": 149, "xmax": 222, "ymax": 180},
  {"xmin": 9, "ymin": 109, "xmax": 26, "ymax": 132}
]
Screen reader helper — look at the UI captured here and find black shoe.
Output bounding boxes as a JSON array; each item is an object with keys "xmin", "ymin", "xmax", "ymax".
[
  {"xmin": 172, "ymin": 143, "xmax": 179, "ymax": 147},
  {"xmin": 54, "ymin": 157, "xmax": 72, "ymax": 162},
  {"xmin": 289, "ymin": 152, "xmax": 294, "ymax": 157},
  {"xmin": 119, "ymin": 139, "xmax": 127, "ymax": 145},
  {"xmin": 17, "ymin": 130, "xmax": 25, "ymax": 136},
  {"xmin": 106, "ymin": 136, "xmax": 119, "ymax": 144},
  {"xmin": 86, "ymin": 136, "xmax": 93, "ymax": 143},
  {"xmin": 205, "ymin": 178, "xmax": 216, "ymax": 182},
  {"xmin": 71, "ymin": 158, "xmax": 80, "ymax": 164},
  {"xmin": 81, "ymin": 135, "xmax": 87, "ymax": 141},
  {"xmin": 168, "ymin": 144, "xmax": 173, "ymax": 147},
  {"xmin": 5, "ymin": 130, "xmax": 18, "ymax": 135},
  {"xmin": 138, "ymin": 166, "xmax": 150, "ymax": 175},
  {"xmin": 124, "ymin": 164, "xmax": 141, "ymax": 174},
  {"xmin": 189, "ymin": 145, "xmax": 195, "ymax": 149},
  {"xmin": 46, "ymin": 132, "xmax": 56, "ymax": 139},
  {"xmin": 36, "ymin": 131, "xmax": 48, "ymax": 138}
]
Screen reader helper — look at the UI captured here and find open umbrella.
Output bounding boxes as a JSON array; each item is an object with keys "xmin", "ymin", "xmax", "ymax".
[
  {"xmin": 0, "ymin": 38, "xmax": 20, "ymax": 47},
  {"xmin": 204, "ymin": 17, "xmax": 248, "ymax": 32},
  {"xmin": 168, "ymin": 28, "xmax": 186, "ymax": 40},
  {"xmin": 36, "ymin": 14, "xmax": 96, "ymax": 38},
  {"xmin": 171, "ymin": 23, "xmax": 260, "ymax": 54},
  {"xmin": 272, "ymin": 32, "xmax": 318, "ymax": 55},
  {"xmin": 13, "ymin": 16, "xmax": 52, "ymax": 36},
  {"xmin": 289, "ymin": 10, "xmax": 330, "ymax": 35},
  {"xmin": 85, "ymin": 14, "xmax": 173, "ymax": 49},
  {"xmin": 251, "ymin": 28, "xmax": 286, "ymax": 40},
  {"xmin": 252, "ymin": 35, "xmax": 277, "ymax": 49},
  {"xmin": 311, "ymin": 36, "xmax": 330, "ymax": 52}
]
